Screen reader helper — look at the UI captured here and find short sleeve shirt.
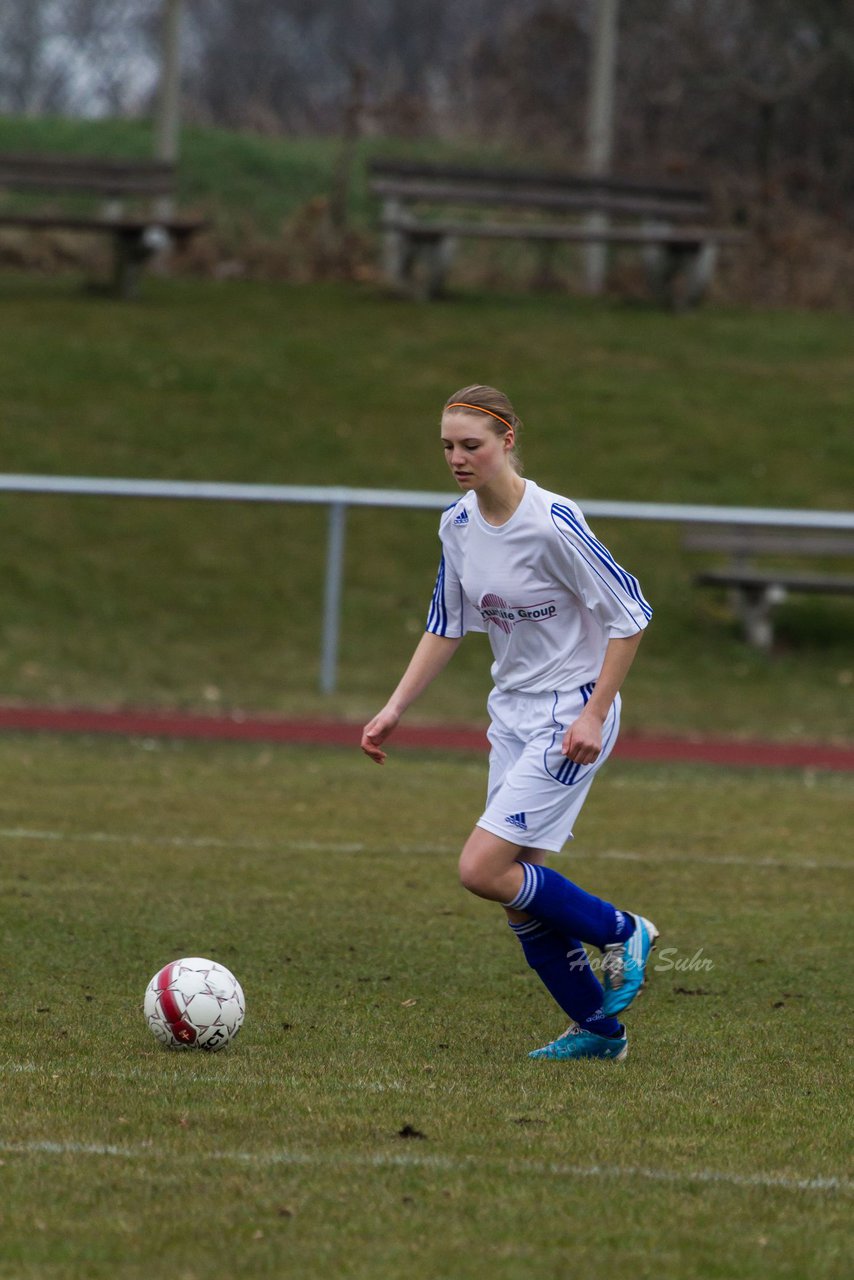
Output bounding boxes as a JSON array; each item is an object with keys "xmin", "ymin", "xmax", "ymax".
[{"xmin": 426, "ymin": 480, "xmax": 652, "ymax": 693}]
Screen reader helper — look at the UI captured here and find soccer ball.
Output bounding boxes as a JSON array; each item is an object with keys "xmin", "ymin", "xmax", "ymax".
[{"xmin": 144, "ymin": 957, "xmax": 245, "ymax": 1051}]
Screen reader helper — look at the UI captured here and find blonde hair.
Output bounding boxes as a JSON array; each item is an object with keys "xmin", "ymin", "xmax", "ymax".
[{"xmin": 443, "ymin": 384, "xmax": 524, "ymax": 474}]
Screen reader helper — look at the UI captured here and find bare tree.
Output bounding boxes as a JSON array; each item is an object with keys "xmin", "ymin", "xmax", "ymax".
[
  {"xmin": 616, "ymin": 0, "xmax": 853, "ymax": 205},
  {"xmin": 1, "ymin": 0, "xmax": 851, "ymax": 213},
  {"xmin": 0, "ymin": 0, "xmax": 50, "ymax": 115},
  {"xmin": 0, "ymin": 0, "xmax": 161, "ymax": 119}
]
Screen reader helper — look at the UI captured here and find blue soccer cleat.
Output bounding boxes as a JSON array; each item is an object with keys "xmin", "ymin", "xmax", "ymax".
[
  {"xmin": 529, "ymin": 1023, "xmax": 628, "ymax": 1062},
  {"xmin": 601, "ymin": 914, "xmax": 659, "ymax": 1016}
]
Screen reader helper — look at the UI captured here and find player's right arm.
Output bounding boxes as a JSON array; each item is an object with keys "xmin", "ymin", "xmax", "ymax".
[{"xmin": 360, "ymin": 631, "xmax": 462, "ymax": 764}]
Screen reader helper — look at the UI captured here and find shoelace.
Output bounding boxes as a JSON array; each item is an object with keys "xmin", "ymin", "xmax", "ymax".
[{"xmin": 601, "ymin": 943, "xmax": 625, "ymax": 988}]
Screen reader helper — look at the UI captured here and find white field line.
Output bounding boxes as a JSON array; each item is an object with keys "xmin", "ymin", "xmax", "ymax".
[
  {"xmin": 0, "ymin": 826, "xmax": 363, "ymax": 855},
  {"xmin": 589, "ymin": 850, "xmax": 852, "ymax": 871},
  {"xmin": 0, "ymin": 1062, "xmax": 408, "ymax": 1092},
  {"xmin": 0, "ymin": 826, "xmax": 848, "ymax": 870},
  {"xmin": 0, "ymin": 1138, "xmax": 849, "ymax": 1196}
]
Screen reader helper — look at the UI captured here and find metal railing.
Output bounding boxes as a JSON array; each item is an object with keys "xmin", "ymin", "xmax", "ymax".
[{"xmin": 2, "ymin": 472, "xmax": 852, "ymax": 694}]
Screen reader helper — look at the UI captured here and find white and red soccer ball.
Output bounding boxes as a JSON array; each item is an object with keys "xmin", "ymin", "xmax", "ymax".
[{"xmin": 144, "ymin": 957, "xmax": 245, "ymax": 1051}]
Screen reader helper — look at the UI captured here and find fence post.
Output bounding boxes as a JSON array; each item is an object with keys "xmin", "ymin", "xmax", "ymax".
[{"xmin": 320, "ymin": 501, "xmax": 347, "ymax": 694}]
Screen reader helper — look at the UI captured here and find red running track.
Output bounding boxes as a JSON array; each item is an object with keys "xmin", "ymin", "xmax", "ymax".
[{"xmin": 0, "ymin": 704, "xmax": 852, "ymax": 772}]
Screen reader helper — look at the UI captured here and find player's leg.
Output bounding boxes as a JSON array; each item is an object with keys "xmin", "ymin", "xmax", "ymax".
[
  {"xmin": 465, "ymin": 685, "xmax": 623, "ymax": 915},
  {"xmin": 459, "ymin": 773, "xmax": 633, "ymax": 953},
  {"xmin": 458, "ymin": 829, "xmax": 623, "ymax": 1045},
  {"xmin": 507, "ymin": 878, "xmax": 623, "ymax": 1045},
  {"xmin": 492, "ymin": 761, "xmax": 658, "ymax": 1017},
  {"xmin": 470, "ymin": 688, "xmax": 654, "ymax": 1043},
  {"xmin": 466, "ymin": 686, "xmax": 657, "ymax": 1012}
]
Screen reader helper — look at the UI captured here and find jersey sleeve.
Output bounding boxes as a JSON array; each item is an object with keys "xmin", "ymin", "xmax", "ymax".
[
  {"xmin": 425, "ymin": 550, "xmax": 483, "ymax": 637},
  {"xmin": 550, "ymin": 501, "xmax": 653, "ymax": 637}
]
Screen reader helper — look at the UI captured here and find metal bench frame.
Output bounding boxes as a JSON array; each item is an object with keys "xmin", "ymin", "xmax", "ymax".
[
  {"xmin": 685, "ymin": 528, "xmax": 854, "ymax": 649},
  {"xmin": 369, "ymin": 160, "xmax": 745, "ymax": 306}
]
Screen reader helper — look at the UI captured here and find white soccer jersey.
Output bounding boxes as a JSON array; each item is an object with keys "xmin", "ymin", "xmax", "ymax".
[{"xmin": 426, "ymin": 480, "xmax": 652, "ymax": 693}]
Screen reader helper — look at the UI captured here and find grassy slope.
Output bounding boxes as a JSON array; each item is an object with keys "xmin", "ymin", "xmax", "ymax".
[
  {"xmin": 0, "ymin": 114, "xmax": 520, "ymax": 235},
  {"xmin": 0, "ymin": 273, "xmax": 851, "ymax": 741},
  {"xmin": 0, "ymin": 115, "xmax": 336, "ymax": 230},
  {"xmin": 0, "ymin": 736, "xmax": 851, "ymax": 1279}
]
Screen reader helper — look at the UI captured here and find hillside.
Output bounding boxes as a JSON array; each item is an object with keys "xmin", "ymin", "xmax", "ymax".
[
  {"xmin": 0, "ymin": 270, "xmax": 851, "ymax": 741},
  {"xmin": 1, "ymin": 115, "xmax": 849, "ymax": 307}
]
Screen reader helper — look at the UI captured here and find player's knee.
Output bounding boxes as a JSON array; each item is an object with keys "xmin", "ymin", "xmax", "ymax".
[{"xmin": 458, "ymin": 850, "xmax": 491, "ymax": 898}]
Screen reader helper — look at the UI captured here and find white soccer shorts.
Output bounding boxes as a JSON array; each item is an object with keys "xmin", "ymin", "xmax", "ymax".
[{"xmin": 476, "ymin": 685, "xmax": 621, "ymax": 853}]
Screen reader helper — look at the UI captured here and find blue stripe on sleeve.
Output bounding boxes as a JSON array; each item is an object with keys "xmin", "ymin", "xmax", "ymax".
[
  {"xmin": 551, "ymin": 504, "xmax": 653, "ymax": 624},
  {"xmin": 426, "ymin": 555, "xmax": 448, "ymax": 635}
]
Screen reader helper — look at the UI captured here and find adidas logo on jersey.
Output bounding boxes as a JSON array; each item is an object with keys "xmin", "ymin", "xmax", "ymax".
[
  {"xmin": 504, "ymin": 812, "xmax": 528, "ymax": 832},
  {"xmin": 453, "ymin": 508, "xmax": 469, "ymax": 525}
]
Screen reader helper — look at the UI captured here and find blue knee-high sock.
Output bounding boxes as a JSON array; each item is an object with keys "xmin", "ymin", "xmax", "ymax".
[
  {"xmin": 505, "ymin": 863, "xmax": 635, "ymax": 951},
  {"xmin": 510, "ymin": 919, "xmax": 622, "ymax": 1037}
]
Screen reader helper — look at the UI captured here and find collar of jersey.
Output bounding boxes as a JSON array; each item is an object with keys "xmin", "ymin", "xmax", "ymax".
[{"xmin": 472, "ymin": 479, "xmax": 532, "ymax": 533}]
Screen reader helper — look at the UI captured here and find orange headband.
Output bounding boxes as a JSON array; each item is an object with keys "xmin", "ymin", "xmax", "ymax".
[{"xmin": 445, "ymin": 402, "xmax": 514, "ymax": 433}]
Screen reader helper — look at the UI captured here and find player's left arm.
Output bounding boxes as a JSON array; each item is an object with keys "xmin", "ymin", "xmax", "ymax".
[{"xmin": 563, "ymin": 630, "xmax": 645, "ymax": 764}]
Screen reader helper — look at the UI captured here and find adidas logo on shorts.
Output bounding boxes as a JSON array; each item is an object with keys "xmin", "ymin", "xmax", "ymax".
[{"xmin": 504, "ymin": 812, "xmax": 528, "ymax": 832}]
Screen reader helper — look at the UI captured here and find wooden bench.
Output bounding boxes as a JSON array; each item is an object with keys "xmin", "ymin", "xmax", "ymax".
[
  {"xmin": 685, "ymin": 526, "xmax": 854, "ymax": 649},
  {"xmin": 0, "ymin": 153, "xmax": 207, "ymax": 298},
  {"xmin": 368, "ymin": 159, "xmax": 746, "ymax": 306}
]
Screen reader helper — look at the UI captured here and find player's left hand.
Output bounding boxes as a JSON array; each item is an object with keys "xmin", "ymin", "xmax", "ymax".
[{"xmin": 562, "ymin": 709, "xmax": 603, "ymax": 765}]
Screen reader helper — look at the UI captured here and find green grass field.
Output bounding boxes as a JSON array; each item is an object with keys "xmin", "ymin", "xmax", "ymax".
[{"xmin": 1, "ymin": 735, "xmax": 851, "ymax": 1279}]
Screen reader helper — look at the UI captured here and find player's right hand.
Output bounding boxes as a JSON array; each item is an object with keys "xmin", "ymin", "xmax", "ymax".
[{"xmin": 360, "ymin": 708, "xmax": 399, "ymax": 764}]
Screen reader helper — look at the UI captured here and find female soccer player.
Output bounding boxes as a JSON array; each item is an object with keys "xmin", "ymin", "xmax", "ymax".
[{"xmin": 360, "ymin": 385, "xmax": 658, "ymax": 1061}]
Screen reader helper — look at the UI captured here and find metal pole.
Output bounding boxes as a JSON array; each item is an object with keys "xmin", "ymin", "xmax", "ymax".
[
  {"xmin": 320, "ymin": 502, "xmax": 348, "ymax": 695},
  {"xmin": 153, "ymin": 0, "xmax": 183, "ymax": 222},
  {"xmin": 583, "ymin": 0, "xmax": 620, "ymax": 294}
]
